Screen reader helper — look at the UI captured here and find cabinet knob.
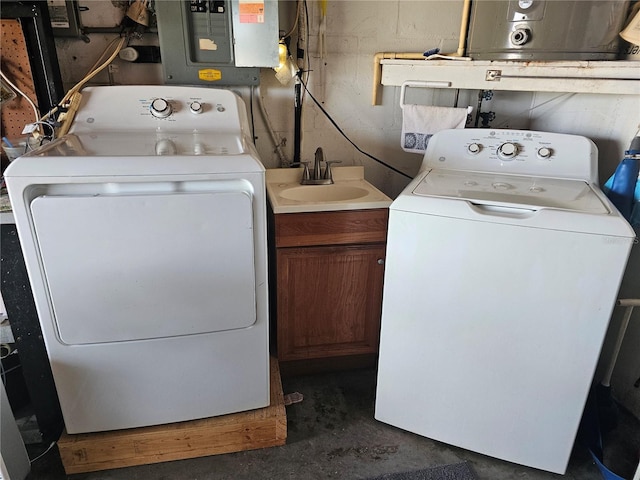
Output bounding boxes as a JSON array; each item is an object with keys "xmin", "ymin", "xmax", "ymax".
[{"xmin": 377, "ymin": 258, "xmax": 385, "ymax": 265}]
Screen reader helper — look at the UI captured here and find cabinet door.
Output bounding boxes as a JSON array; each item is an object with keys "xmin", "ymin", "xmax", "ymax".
[{"xmin": 277, "ymin": 244, "xmax": 385, "ymax": 361}]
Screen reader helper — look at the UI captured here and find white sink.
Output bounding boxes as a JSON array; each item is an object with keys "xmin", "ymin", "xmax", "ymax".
[
  {"xmin": 266, "ymin": 166, "xmax": 392, "ymax": 214},
  {"xmin": 279, "ymin": 185, "xmax": 371, "ymax": 202}
]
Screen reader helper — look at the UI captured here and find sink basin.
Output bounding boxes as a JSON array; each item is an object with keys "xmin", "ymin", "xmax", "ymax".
[
  {"xmin": 279, "ymin": 185, "xmax": 370, "ymax": 202},
  {"xmin": 266, "ymin": 166, "xmax": 393, "ymax": 214}
]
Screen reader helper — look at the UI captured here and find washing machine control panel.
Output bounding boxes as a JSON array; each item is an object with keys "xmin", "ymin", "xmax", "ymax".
[{"xmin": 422, "ymin": 129, "xmax": 598, "ymax": 182}]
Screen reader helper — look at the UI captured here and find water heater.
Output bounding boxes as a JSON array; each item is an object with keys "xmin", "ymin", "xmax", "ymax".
[
  {"xmin": 155, "ymin": 0, "xmax": 279, "ymax": 86},
  {"xmin": 467, "ymin": 0, "xmax": 630, "ymax": 61}
]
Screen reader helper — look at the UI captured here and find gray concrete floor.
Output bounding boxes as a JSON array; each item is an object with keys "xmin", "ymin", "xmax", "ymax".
[{"xmin": 23, "ymin": 367, "xmax": 640, "ymax": 480}]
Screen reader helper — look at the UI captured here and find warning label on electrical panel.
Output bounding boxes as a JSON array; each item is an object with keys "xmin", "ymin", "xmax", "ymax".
[
  {"xmin": 239, "ymin": 0, "xmax": 264, "ymax": 23},
  {"xmin": 198, "ymin": 69, "xmax": 222, "ymax": 82}
]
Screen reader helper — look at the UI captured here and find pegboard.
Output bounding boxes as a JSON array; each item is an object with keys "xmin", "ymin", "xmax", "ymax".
[{"xmin": 1, "ymin": 19, "xmax": 38, "ymax": 143}]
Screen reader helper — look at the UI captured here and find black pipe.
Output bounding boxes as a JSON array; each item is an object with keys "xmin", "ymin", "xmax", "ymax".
[{"xmin": 293, "ymin": 73, "xmax": 302, "ymax": 164}]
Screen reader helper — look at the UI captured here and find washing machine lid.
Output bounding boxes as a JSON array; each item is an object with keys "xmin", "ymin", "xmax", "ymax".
[
  {"xmin": 413, "ymin": 169, "xmax": 609, "ymax": 214},
  {"xmin": 391, "ymin": 169, "xmax": 635, "ymax": 237}
]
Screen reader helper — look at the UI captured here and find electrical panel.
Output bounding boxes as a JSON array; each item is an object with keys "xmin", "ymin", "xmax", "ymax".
[
  {"xmin": 47, "ymin": 0, "xmax": 83, "ymax": 38},
  {"xmin": 155, "ymin": 0, "xmax": 279, "ymax": 86}
]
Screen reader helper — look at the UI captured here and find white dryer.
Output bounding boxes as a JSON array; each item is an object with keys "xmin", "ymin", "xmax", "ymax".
[
  {"xmin": 375, "ymin": 129, "xmax": 635, "ymax": 474},
  {"xmin": 4, "ymin": 86, "xmax": 270, "ymax": 434}
]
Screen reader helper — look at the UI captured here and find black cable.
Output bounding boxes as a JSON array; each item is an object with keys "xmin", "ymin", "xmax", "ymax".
[
  {"xmin": 299, "ymin": 78, "xmax": 412, "ymax": 179},
  {"xmin": 249, "ymin": 86, "xmax": 256, "ymax": 144}
]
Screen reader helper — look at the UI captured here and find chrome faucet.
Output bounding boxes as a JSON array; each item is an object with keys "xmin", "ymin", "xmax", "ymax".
[
  {"xmin": 313, "ymin": 147, "xmax": 323, "ymax": 181},
  {"xmin": 301, "ymin": 147, "xmax": 341, "ymax": 185}
]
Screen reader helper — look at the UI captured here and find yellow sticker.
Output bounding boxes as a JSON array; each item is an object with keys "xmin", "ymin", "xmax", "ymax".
[{"xmin": 198, "ymin": 69, "xmax": 222, "ymax": 82}]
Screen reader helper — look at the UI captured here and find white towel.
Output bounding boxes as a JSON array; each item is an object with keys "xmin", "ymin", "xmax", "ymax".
[{"xmin": 401, "ymin": 105, "xmax": 468, "ymax": 154}]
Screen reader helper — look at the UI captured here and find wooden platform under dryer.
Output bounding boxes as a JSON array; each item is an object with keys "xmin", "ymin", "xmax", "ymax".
[{"xmin": 57, "ymin": 357, "xmax": 286, "ymax": 474}]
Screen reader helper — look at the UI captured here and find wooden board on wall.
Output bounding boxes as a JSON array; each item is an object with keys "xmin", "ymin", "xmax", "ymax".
[{"xmin": 1, "ymin": 19, "xmax": 38, "ymax": 146}]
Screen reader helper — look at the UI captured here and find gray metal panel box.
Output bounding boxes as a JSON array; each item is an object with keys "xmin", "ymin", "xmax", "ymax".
[{"xmin": 156, "ymin": 0, "xmax": 279, "ymax": 86}]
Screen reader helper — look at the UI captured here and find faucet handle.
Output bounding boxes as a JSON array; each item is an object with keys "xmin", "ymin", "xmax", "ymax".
[
  {"xmin": 323, "ymin": 160, "xmax": 342, "ymax": 180},
  {"xmin": 300, "ymin": 161, "xmax": 311, "ymax": 181}
]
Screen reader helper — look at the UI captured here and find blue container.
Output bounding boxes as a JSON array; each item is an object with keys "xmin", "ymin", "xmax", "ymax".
[{"xmin": 607, "ymin": 137, "xmax": 640, "ymax": 222}]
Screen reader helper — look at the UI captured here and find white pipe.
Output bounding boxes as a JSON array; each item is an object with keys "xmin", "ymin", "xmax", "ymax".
[
  {"xmin": 618, "ymin": 298, "xmax": 640, "ymax": 307},
  {"xmin": 372, "ymin": 52, "xmax": 425, "ymax": 105},
  {"xmin": 456, "ymin": 0, "xmax": 472, "ymax": 57}
]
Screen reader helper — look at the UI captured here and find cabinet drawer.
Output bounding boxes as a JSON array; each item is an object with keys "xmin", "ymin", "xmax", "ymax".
[{"xmin": 274, "ymin": 209, "xmax": 388, "ymax": 248}]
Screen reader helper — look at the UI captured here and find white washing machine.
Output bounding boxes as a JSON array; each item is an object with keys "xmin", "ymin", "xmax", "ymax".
[
  {"xmin": 375, "ymin": 129, "xmax": 636, "ymax": 474},
  {"xmin": 4, "ymin": 86, "xmax": 270, "ymax": 434}
]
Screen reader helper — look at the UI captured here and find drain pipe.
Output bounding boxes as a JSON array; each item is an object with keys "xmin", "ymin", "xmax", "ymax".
[
  {"xmin": 455, "ymin": 0, "xmax": 472, "ymax": 58},
  {"xmin": 371, "ymin": 0, "xmax": 472, "ymax": 106}
]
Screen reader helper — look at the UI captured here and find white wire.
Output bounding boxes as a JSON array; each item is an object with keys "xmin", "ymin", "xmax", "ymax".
[
  {"xmin": 83, "ymin": 36, "xmax": 122, "ymax": 77},
  {"xmin": 60, "ymin": 36, "xmax": 127, "ymax": 106},
  {"xmin": 0, "ymin": 69, "xmax": 39, "ymax": 123},
  {"xmin": 30, "ymin": 441, "xmax": 57, "ymax": 464},
  {"xmin": 282, "ymin": 0, "xmax": 301, "ymax": 39},
  {"xmin": 41, "ymin": 35, "xmax": 127, "ymax": 122}
]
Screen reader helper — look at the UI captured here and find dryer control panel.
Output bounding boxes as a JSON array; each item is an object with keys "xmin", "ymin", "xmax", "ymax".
[
  {"xmin": 422, "ymin": 129, "xmax": 599, "ymax": 183},
  {"xmin": 70, "ymin": 85, "xmax": 249, "ymax": 136}
]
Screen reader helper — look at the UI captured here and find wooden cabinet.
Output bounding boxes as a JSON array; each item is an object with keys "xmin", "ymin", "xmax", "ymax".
[{"xmin": 270, "ymin": 208, "xmax": 388, "ymax": 372}]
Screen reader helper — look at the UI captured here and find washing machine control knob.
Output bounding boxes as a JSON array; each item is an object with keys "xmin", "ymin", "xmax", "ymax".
[
  {"xmin": 150, "ymin": 98, "xmax": 172, "ymax": 118},
  {"xmin": 467, "ymin": 143, "xmax": 481, "ymax": 155},
  {"xmin": 497, "ymin": 142, "xmax": 518, "ymax": 160}
]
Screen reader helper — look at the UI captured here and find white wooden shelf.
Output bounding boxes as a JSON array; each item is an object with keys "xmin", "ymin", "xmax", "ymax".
[{"xmin": 381, "ymin": 59, "xmax": 640, "ymax": 95}]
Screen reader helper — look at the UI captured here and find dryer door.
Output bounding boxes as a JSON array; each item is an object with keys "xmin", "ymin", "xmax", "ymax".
[{"xmin": 30, "ymin": 187, "xmax": 257, "ymax": 345}]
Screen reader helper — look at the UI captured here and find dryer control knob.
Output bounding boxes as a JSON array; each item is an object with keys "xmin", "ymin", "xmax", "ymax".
[
  {"xmin": 497, "ymin": 142, "xmax": 518, "ymax": 160},
  {"xmin": 537, "ymin": 147, "xmax": 552, "ymax": 159},
  {"xmin": 150, "ymin": 98, "xmax": 172, "ymax": 118},
  {"xmin": 467, "ymin": 143, "xmax": 481, "ymax": 155},
  {"xmin": 189, "ymin": 101, "xmax": 203, "ymax": 114}
]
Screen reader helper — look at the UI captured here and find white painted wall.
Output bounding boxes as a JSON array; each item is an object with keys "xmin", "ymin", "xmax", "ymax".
[{"xmin": 53, "ymin": 0, "xmax": 640, "ymax": 417}]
